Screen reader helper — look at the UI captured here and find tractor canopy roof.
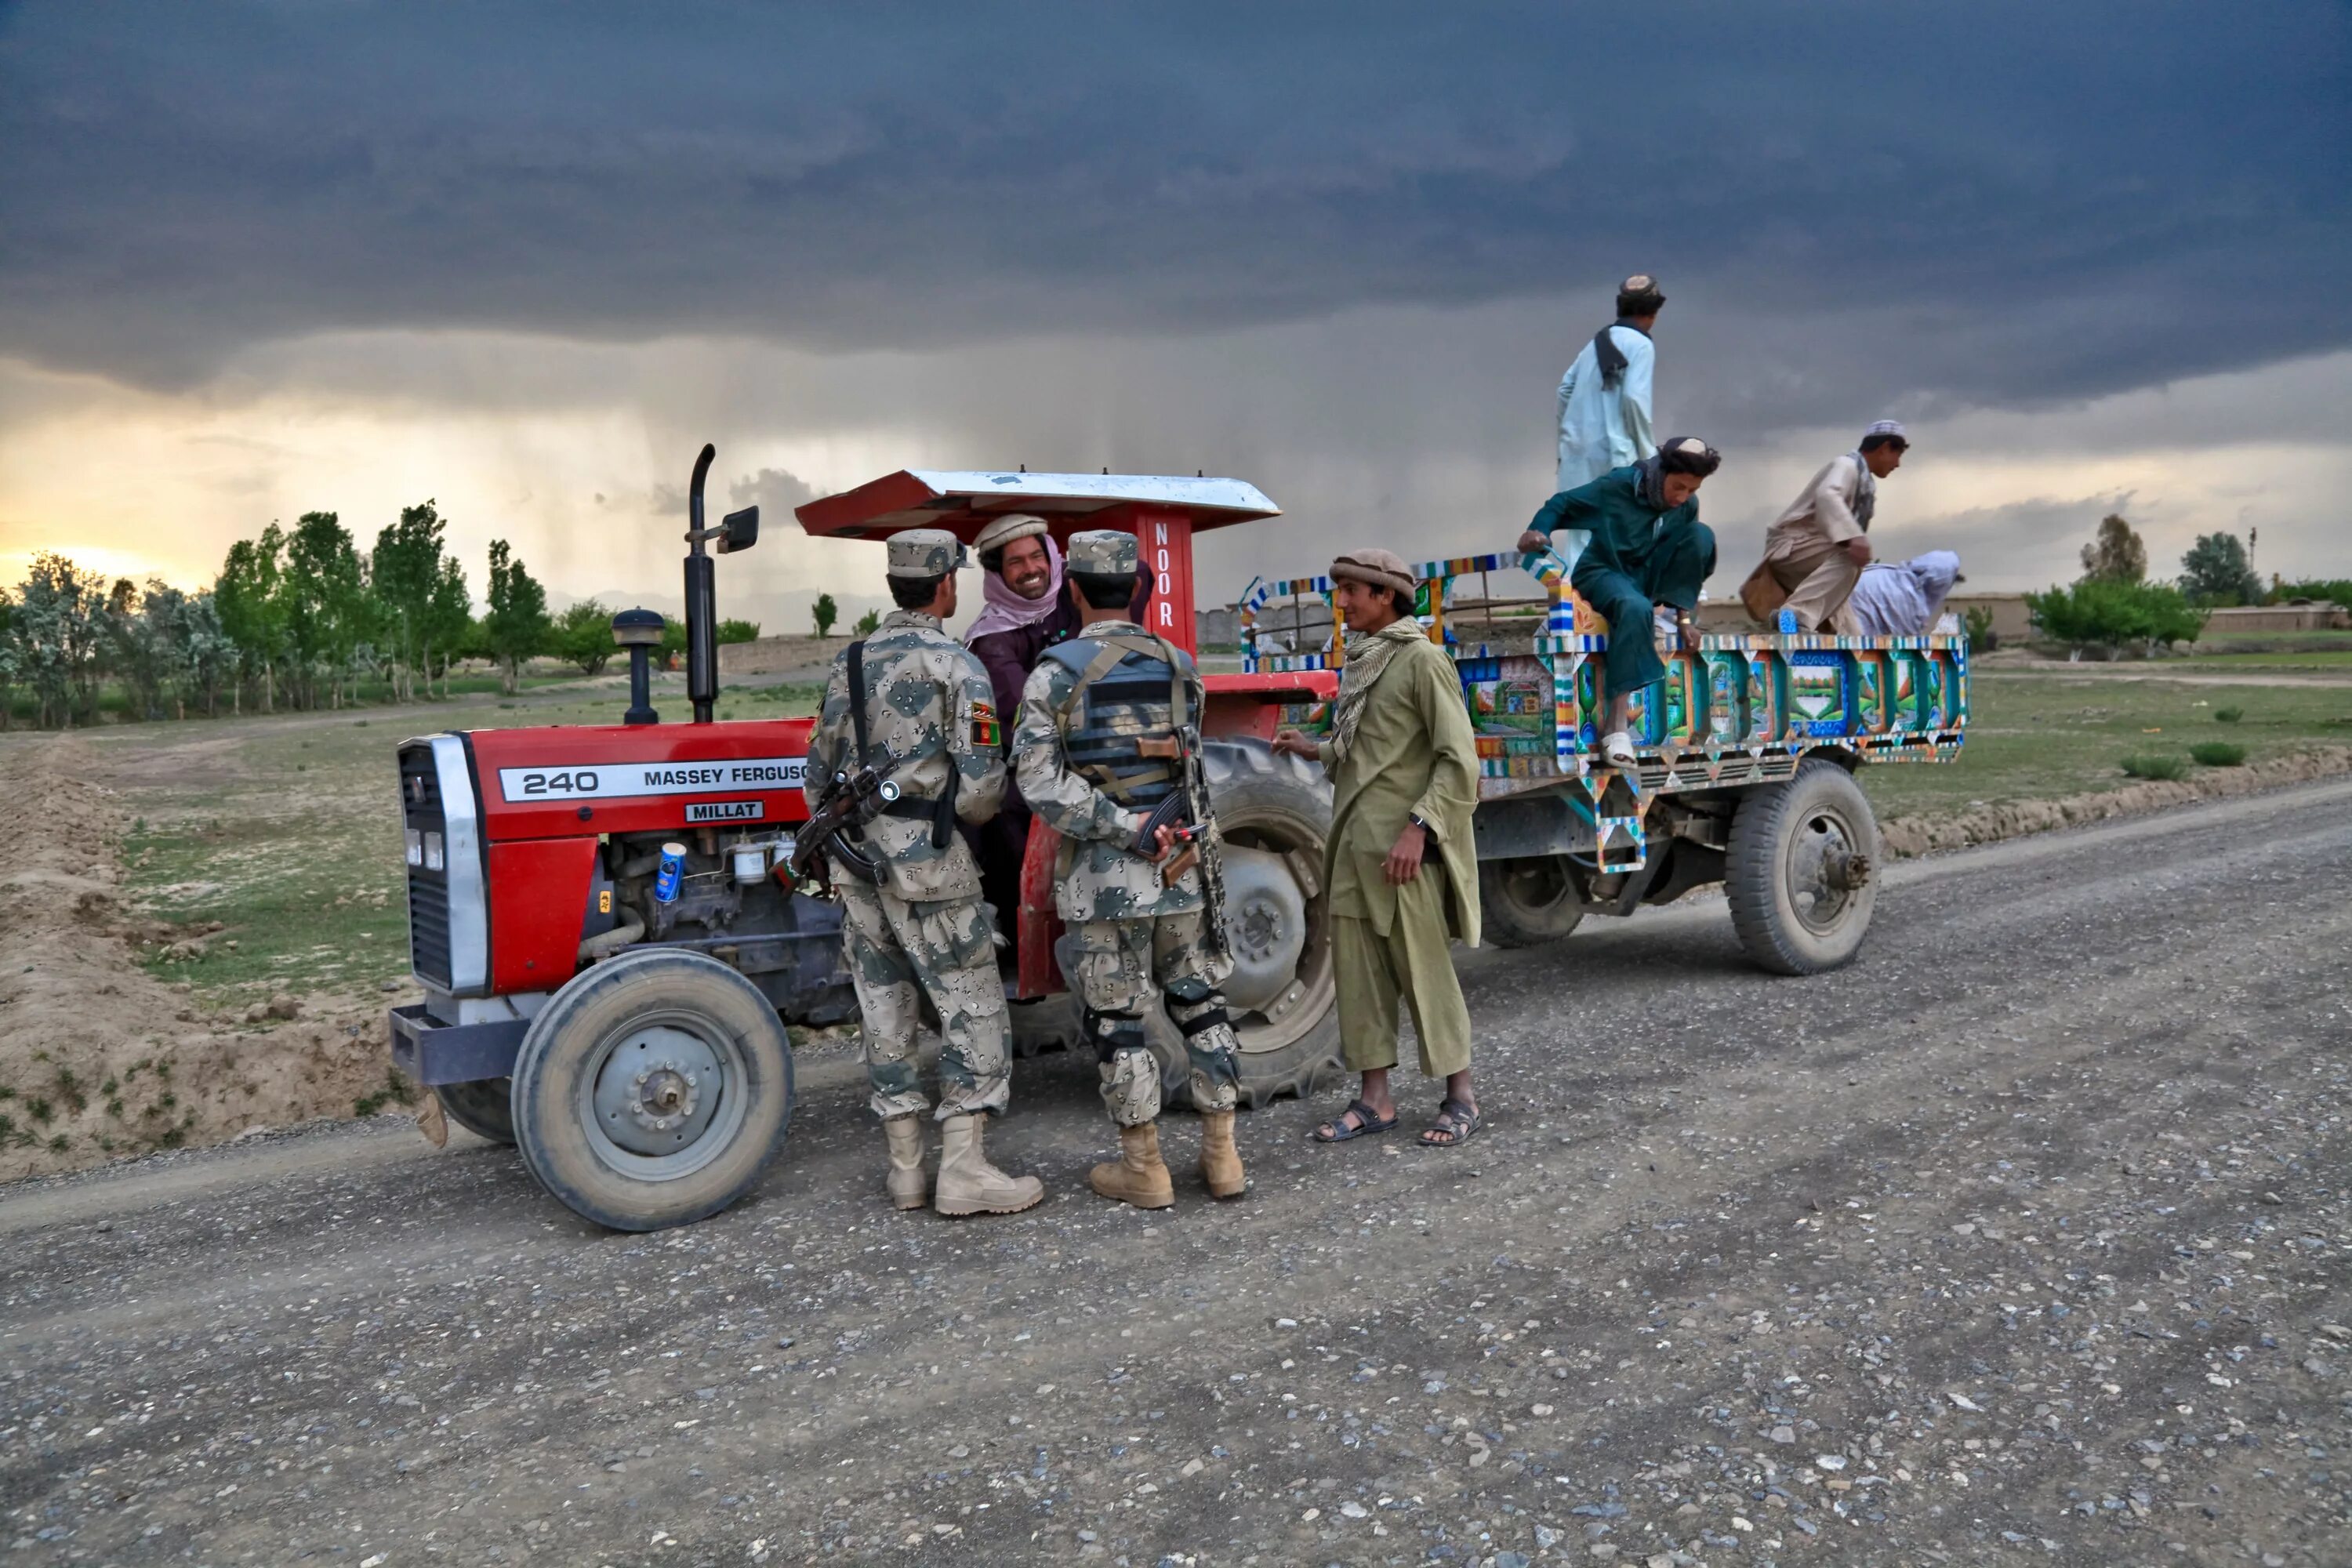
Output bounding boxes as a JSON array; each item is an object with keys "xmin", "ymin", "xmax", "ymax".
[{"xmin": 796, "ymin": 470, "xmax": 1280, "ymax": 543}]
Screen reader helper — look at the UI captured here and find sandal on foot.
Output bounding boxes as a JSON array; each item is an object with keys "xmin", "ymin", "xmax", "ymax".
[
  {"xmin": 1312, "ymin": 1099, "xmax": 1398, "ymax": 1143},
  {"xmin": 1419, "ymin": 1098, "xmax": 1483, "ymax": 1149}
]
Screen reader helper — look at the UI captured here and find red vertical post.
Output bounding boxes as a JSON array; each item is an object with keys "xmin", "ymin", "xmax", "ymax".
[{"xmin": 1131, "ymin": 505, "xmax": 1196, "ymax": 656}]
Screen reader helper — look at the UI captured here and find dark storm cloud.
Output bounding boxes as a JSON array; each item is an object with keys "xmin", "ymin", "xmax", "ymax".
[{"xmin": 2, "ymin": 1, "xmax": 2344, "ymax": 423}]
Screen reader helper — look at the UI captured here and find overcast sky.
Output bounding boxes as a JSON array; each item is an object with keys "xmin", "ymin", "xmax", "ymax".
[{"xmin": 2, "ymin": 2, "xmax": 2346, "ymax": 630}]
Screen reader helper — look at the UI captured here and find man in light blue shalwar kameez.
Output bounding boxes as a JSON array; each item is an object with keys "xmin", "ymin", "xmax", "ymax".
[{"xmin": 1553, "ymin": 274, "xmax": 1665, "ymax": 492}]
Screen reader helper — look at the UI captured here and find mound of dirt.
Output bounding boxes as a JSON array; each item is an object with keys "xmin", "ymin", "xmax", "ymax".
[
  {"xmin": 1880, "ymin": 743, "xmax": 2352, "ymax": 858},
  {"xmin": 0, "ymin": 738, "xmax": 395, "ymax": 1183}
]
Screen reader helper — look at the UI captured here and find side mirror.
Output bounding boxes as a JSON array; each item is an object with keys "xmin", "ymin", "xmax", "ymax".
[{"xmin": 718, "ymin": 505, "xmax": 759, "ymax": 554}]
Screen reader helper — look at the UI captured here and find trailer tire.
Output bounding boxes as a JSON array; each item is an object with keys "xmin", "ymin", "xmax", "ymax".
[
  {"xmin": 510, "ymin": 948, "xmax": 795, "ymax": 1232},
  {"xmin": 437, "ymin": 1077, "xmax": 515, "ymax": 1145},
  {"xmin": 1726, "ymin": 757, "xmax": 1880, "ymax": 975},
  {"xmin": 1476, "ymin": 855, "xmax": 1587, "ymax": 949}
]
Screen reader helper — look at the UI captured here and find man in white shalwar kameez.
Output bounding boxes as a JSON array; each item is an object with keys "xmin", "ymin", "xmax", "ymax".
[{"xmin": 1554, "ymin": 274, "xmax": 1665, "ymax": 493}]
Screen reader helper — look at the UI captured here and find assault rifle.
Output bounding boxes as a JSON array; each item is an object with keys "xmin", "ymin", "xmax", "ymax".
[
  {"xmin": 790, "ymin": 767, "xmax": 901, "ymax": 890},
  {"xmin": 1131, "ymin": 789, "xmax": 1203, "ymax": 887}
]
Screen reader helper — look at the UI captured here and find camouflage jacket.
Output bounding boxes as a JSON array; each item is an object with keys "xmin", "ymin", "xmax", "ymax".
[
  {"xmin": 1011, "ymin": 621, "xmax": 1211, "ymax": 923},
  {"xmin": 804, "ymin": 611, "xmax": 1007, "ymax": 903}
]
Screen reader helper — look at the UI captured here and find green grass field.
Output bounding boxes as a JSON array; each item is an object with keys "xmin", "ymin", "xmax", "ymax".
[
  {"xmin": 1857, "ymin": 671, "xmax": 2352, "ymax": 818},
  {"xmin": 47, "ymin": 663, "xmax": 2345, "ymax": 1007}
]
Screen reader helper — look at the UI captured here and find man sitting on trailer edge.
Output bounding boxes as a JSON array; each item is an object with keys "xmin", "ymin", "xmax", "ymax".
[{"xmin": 1519, "ymin": 436, "xmax": 1721, "ymax": 771}]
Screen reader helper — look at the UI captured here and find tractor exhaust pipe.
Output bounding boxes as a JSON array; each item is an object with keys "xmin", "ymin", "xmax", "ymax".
[
  {"xmin": 685, "ymin": 444, "xmax": 719, "ymax": 724},
  {"xmin": 681, "ymin": 443, "xmax": 762, "ymax": 725}
]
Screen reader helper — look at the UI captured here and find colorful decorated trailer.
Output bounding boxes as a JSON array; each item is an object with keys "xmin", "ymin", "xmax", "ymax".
[{"xmin": 1239, "ymin": 551, "xmax": 1967, "ymax": 971}]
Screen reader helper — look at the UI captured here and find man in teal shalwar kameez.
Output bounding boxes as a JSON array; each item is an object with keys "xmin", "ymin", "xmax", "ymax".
[{"xmin": 1519, "ymin": 435, "xmax": 1722, "ymax": 768}]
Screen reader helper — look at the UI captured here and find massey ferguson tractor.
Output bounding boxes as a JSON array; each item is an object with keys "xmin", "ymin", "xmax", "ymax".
[{"xmin": 390, "ymin": 447, "xmax": 1342, "ymax": 1231}]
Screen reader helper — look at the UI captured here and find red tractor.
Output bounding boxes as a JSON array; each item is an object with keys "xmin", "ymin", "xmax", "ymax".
[{"xmin": 390, "ymin": 448, "xmax": 1341, "ymax": 1230}]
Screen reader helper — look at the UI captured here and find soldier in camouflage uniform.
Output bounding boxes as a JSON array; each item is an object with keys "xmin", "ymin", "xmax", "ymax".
[
  {"xmin": 1011, "ymin": 529, "xmax": 1247, "ymax": 1209},
  {"xmin": 805, "ymin": 528, "xmax": 1044, "ymax": 1218}
]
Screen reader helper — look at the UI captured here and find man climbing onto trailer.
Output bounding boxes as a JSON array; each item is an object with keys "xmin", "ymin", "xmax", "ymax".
[
  {"xmin": 806, "ymin": 528, "xmax": 1045, "ymax": 1219},
  {"xmin": 1518, "ymin": 436, "xmax": 1722, "ymax": 770},
  {"xmin": 1011, "ymin": 530, "xmax": 1246, "ymax": 1210}
]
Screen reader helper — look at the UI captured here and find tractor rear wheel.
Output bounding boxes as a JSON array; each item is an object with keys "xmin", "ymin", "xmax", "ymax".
[
  {"xmin": 437, "ymin": 1077, "xmax": 516, "ymax": 1145},
  {"xmin": 1725, "ymin": 757, "xmax": 1880, "ymax": 975},
  {"xmin": 1196, "ymin": 738, "xmax": 1342, "ymax": 1109},
  {"xmin": 510, "ymin": 948, "xmax": 795, "ymax": 1231}
]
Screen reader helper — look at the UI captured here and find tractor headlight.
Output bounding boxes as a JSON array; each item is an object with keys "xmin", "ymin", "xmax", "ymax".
[
  {"xmin": 405, "ymin": 828, "xmax": 423, "ymax": 867},
  {"xmin": 423, "ymin": 831, "xmax": 445, "ymax": 872}
]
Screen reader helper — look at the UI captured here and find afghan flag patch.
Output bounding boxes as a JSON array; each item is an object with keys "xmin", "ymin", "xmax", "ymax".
[{"xmin": 971, "ymin": 701, "xmax": 1001, "ymax": 749}]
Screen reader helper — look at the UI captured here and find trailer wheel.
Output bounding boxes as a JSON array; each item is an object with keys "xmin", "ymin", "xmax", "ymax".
[
  {"xmin": 510, "ymin": 948, "xmax": 795, "ymax": 1232},
  {"xmin": 1476, "ymin": 855, "xmax": 1587, "ymax": 948},
  {"xmin": 1197, "ymin": 739, "xmax": 1343, "ymax": 1109},
  {"xmin": 437, "ymin": 1077, "xmax": 515, "ymax": 1145},
  {"xmin": 1726, "ymin": 757, "xmax": 1880, "ymax": 975}
]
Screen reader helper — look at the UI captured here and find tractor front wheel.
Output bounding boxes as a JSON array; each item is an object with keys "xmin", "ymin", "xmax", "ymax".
[
  {"xmin": 510, "ymin": 948, "xmax": 795, "ymax": 1231},
  {"xmin": 436, "ymin": 1077, "xmax": 516, "ymax": 1145}
]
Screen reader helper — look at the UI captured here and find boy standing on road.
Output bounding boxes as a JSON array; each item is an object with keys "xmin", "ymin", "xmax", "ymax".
[{"xmin": 1274, "ymin": 550, "xmax": 1486, "ymax": 1150}]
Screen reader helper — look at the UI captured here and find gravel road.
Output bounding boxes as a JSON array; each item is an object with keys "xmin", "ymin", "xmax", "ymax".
[{"xmin": 6, "ymin": 780, "xmax": 2350, "ymax": 1567}]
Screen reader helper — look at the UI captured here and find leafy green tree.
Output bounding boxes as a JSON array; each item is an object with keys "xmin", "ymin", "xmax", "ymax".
[
  {"xmin": 280, "ymin": 512, "xmax": 371, "ymax": 707},
  {"xmin": 715, "ymin": 618, "xmax": 760, "ymax": 645},
  {"xmin": 2078, "ymin": 514, "xmax": 2148, "ymax": 585},
  {"xmin": 2270, "ymin": 576, "xmax": 2352, "ymax": 610},
  {"xmin": 811, "ymin": 593, "xmax": 838, "ymax": 637},
  {"xmin": 485, "ymin": 539, "xmax": 551, "ymax": 693},
  {"xmin": 851, "ymin": 608, "xmax": 881, "ymax": 636},
  {"xmin": 423, "ymin": 556, "xmax": 471, "ymax": 695},
  {"xmin": 215, "ymin": 527, "xmax": 289, "ymax": 713},
  {"xmin": 0, "ymin": 590, "xmax": 20, "ymax": 728},
  {"xmin": 2027, "ymin": 579, "xmax": 2206, "ymax": 659},
  {"xmin": 552, "ymin": 598, "xmax": 617, "ymax": 675},
  {"xmin": 14, "ymin": 554, "xmax": 106, "ymax": 726},
  {"xmin": 2178, "ymin": 532, "xmax": 2263, "ymax": 607},
  {"xmin": 371, "ymin": 499, "xmax": 455, "ymax": 702}
]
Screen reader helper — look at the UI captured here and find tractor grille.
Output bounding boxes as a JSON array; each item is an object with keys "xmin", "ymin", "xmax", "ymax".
[
  {"xmin": 401, "ymin": 746, "xmax": 454, "ymax": 986},
  {"xmin": 398, "ymin": 738, "xmax": 486, "ymax": 993}
]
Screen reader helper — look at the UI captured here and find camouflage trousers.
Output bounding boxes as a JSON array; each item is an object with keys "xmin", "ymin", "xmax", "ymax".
[
  {"xmin": 1065, "ymin": 912, "xmax": 1242, "ymax": 1127},
  {"xmin": 835, "ymin": 880, "xmax": 1011, "ymax": 1123}
]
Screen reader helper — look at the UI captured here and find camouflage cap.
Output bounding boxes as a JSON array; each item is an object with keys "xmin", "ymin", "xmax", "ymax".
[
  {"xmin": 884, "ymin": 528, "xmax": 967, "ymax": 579},
  {"xmin": 1065, "ymin": 529, "xmax": 1138, "ymax": 576}
]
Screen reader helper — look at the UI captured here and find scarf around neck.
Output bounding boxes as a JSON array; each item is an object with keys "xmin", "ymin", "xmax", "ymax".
[
  {"xmin": 964, "ymin": 535, "xmax": 1066, "ymax": 644},
  {"xmin": 1592, "ymin": 318, "xmax": 1650, "ymax": 390},
  {"xmin": 1327, "ymin": 617, "xmax": 1428, "ymax": 764},
  {"xmin": 1846, "ymin": 452, "xmax": 1878, "ymax": 532}
]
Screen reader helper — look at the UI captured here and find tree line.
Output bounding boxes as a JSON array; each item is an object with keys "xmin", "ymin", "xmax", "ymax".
[
  {"xmin": 2024, "ymin": 517, "xmax": 2342, "ymax": 659},
  {"xmin": 0, "ymin": 503, "xmax": 757, "ymax": 730}
]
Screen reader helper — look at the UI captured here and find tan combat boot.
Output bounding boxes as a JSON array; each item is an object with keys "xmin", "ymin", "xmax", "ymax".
[
  {"xmin": 884, "ymin": 1116, "xmax": 930, "ymax": 1211},
  {"xmin": 1088, "ymin": 1123, "xmax": 1176, "ymax": 1210},
  {"xmin": 1198, "ymin": 1109, "xmax": 1246, "ymax": 1200},
  {"xmin": 934, "ymin": 1113, "xmax": 1045, "ymax": 1217}
]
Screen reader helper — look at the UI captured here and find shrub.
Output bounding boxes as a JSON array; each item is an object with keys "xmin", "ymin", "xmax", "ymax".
[
  {"xmin": 2027, "ymin": 580, "xmax": 2208, "ymax": 658},
  {"xmin": 2121, "ymin": 754, "xmax": 2188, "ymax": 782},
  {"xmin": 1963, "ymin": 605, "xmax": 1999, "ymax": 652},
  {"xmin": 2212, "ymin": 706, "xmax": 2243, "ymax": 724},
  {"xmin": 2190, "ymin": 742, "xmax": 2247, "ymax": 767},
  {"xmin": 714, "ymin": 618, "xmax": 761, "ymax": 645}
]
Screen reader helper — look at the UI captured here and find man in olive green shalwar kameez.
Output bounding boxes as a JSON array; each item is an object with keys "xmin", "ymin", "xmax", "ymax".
[{"xmin": 1275, "ymin": 549, "xmax": 1486, "ymax": 1149}]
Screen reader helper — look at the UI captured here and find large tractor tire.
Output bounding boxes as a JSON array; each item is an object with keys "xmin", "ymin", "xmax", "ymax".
[
  {"xmin": 437, "ymin": 1077, "xmax": 516, "ymax": 1145},
  {"xmin": 1006, "ymin": 739, "xmax": 1343, "ymax": 1111},
  {"xmin": 510, "ymin": 948, "xmax": 795, "ymax": 1232},
  {"xmin": 1476, "ymin": 855, "xmax": 1587, "ymax": 949},
  {"xmin": 1725, "ymin": 757, "xmax": 1881, "ymax": 975},
  {"xmin": 1195, "ymin": 738, "xmax": 1342, "ymax": 1109}
]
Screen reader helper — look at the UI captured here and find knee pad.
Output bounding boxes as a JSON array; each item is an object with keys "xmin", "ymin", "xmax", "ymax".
[{"xmin": 1084, "ymin": 1007, "xmax": 1149, "ymax": 1064}]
